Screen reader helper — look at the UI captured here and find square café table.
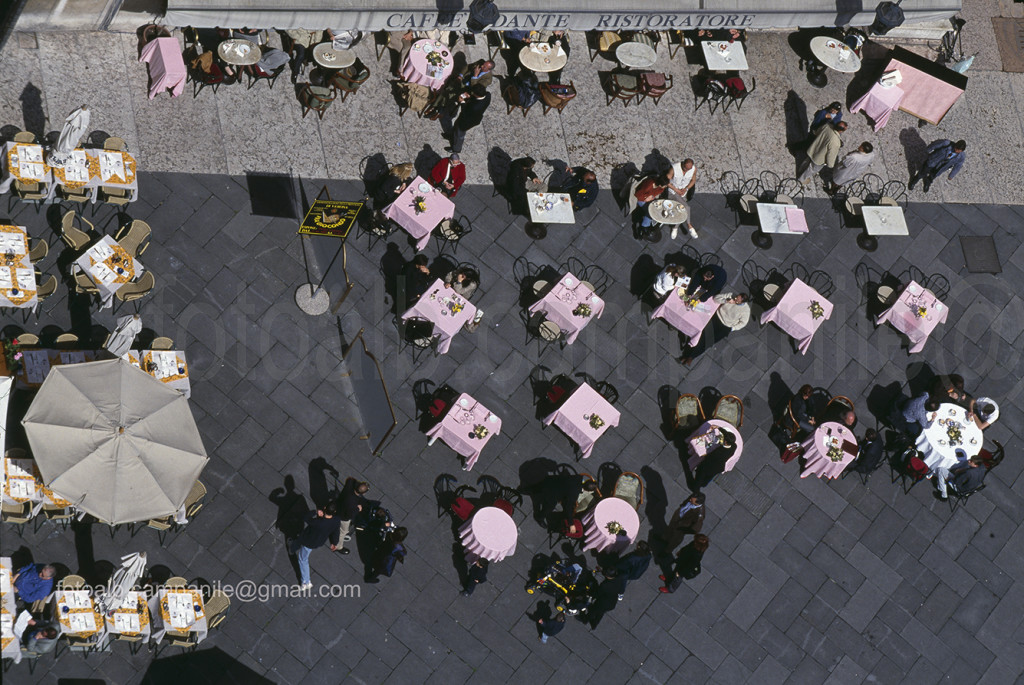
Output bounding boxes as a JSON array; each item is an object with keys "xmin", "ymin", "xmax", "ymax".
[
  {"xmin": 526, "ymin": 192, "xmax": 574, "ymax": 224},
  {"xmin": 850, "ymin": 82, "xmax": 905, "ymax": 131},
  {"xmin": 543, "ymin": 383, "xmax": 620, "ymax": 459},
  {"xmin": 148, "ymin": 588, "xmax": 207, "ymax": 644},
  {"xmin": 702, "ymin": 41, "xmax": 748, "ymax": 71},
  {"xmin": 760, "ymin": 278, "xmax": 833, "ymax": 355},
  {"xmin": 754, "ymin": 203, "xmax": 807, "ymax": 249},
  {"xmin": 104, "ymin": 590, "xmax": 152, "ymax": 641},
  {"xmin": 54, "ymin": 590, "xmax": 106, "ymax": 643},
  {"xmin": 651, "ymin": 284, "xmax": 720, "ymax": 347},
  {"xmin": 0, "ymin": 142, "xmax": 51, "ymax": 194},
  {"xmin": 127, "ymin": 348, "xmax": 192, "ymax": 397},
  {"xmin": 0, "ymin": 225, "xmax": 38, "ymax": 311},
  {"xmin": 875, "ymin": 280, "xmax": 947, "ymax": 354},
  {"xmin": 800, "ymin": 422, "xmax": 858, "ymax": 479},
  {"xmin": 75, "ymin": 235, "xmax": 145, "ymax": 309},
  {"xmin": 426, "ymin": 393, "xmax": 501, "ymax": 471},
  {"xmin": 384, "ymin": 177, "xmax": 455, "ymax": 251},
  {"xmin": 401, "ymin": 279, "xmax": 476, "ymax": 354},
  {"xmin": 528, "ymin": 272, "xmax": 604, "ymax": 344}
]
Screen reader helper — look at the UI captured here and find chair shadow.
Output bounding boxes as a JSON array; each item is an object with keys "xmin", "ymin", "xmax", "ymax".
[
  {"xmin": 905, "ymin": 362, "xmax": 937, "ymax": 398},
  {"xmin": 414, "ymin": 144, "xmax": 443, "ymax": 182},
  {"xmin": 867, "ymin": 381, "xmax": 905, "ymax": 427},
  {"xmin": 641, "ymin": 148, "xmax": 671, "ymax": 177}
]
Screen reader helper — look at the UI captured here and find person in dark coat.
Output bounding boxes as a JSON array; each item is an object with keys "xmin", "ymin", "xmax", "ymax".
[
  {"xmin": 583, "ymin": 568, "xmax": 627, "ymax": 629},
  {"xmin": 790, "ymin": 384, "xmax": 816, "ymax": 435},
  {"xmin": 336, "ymin": 478, "xmax": 369, "ymax": 555},
  {"xmin": 461, "ymin": 558, "xmax": 489, "ymax": 596},
  {"xmin": 507, "ymin": 156, "xmax": 543, "ymax": 214},
  {"xmin": 538, "ymin": 474, "xmax": 598, "ymax": 528},
  {"xmin": 686, "ymin": 265, "xmax": 726, "ymax": 302},
  {"xmin": 288, "ymin": 502, "xmax": 341, "ymax": 590},
  {"xmin": 402, "ymin": 254, "xmax": 433, "ymax": 304},
  {"xmin": 660, "ymin": 493, "xmax": 705, "ymax": 552},
  {"xmin": 366, "ymin": 526, "xmax": 407, "ymax": 583},
  {"xmin": 693, "ymin": 433, "xmax": 737, "ymax": 489},
  {"xmin": 660, "ymin": 534, "xmax": 709, "ymax": 593},
  {"xmin": 613, "ymin": 541, "xmax": 652, "ymax": 593},
  {"xmin": 537, "ymin": 612, "xmax": 565, "ymax": 643},
  {"xmin": 850, "ymin": 429, "xmax": 885, "ymax": 477},
  {"xmin": 557, "ymin": 166, "xmax": 600, "ymax": 211},
  {"xmin": 449, "ymin": 85, "xmax": 491, "ymax": 154}
]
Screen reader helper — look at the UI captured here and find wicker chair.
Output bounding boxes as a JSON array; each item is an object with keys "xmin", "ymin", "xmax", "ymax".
[
  {"xmin": 611, "ymin": 472, "xmax": 644, "ymax": 510},
  {"xmin": 165, "ymin": 576, "xmax": 187, "ymax": 588},
  {"xmin": 60, "ymin": 574, "xmax": 86, "ymax": 590},
  {"xmin": 114, "ymin": 271, "xmax": 156, "ymax": 311},
  {"xmin": 11, "ymin": 179, "xmax": 47, "ymax": 211},
  {"xmin": 60, "ymin": 211, "xmax": 92, "ymax": 251},
  {"xmin": 395, "ymin": 81, "xmax": 433, "ymax": 117},
  {"xmin": 299, "ymin": 84, "xmax": 337, "ymax": 119},
  {"xmin": 205, "ymin": 589, "xmax": 231, "ymax": 630},
  {"xmin": 54, "ymin": 333, "xmax": 79, "ymax": 349},
  {"xmin": 58, "ymin": 184, "xmax": 93, "ymax": 204},
  {"xmin": 41, "ymin": 503, "xmax": 73, "ymax": 529},
  {"xmin": 13, "ymin": 131, "xmax": 36, "ymax": 143},
  {"xmin": 103, "ymin": 137, "xmax": 127, "ymax": 151},
  {"xmin": 97, "ymin": 185, "xmax": 132, "ymax": 212},
  {"xmin": 182, "ymin": 480, "xmax": 207, "ymax": 519},
  {"xmin": 14, "ymin": 333, "xmax": 38, "ymax": 346},
  {"xmin": 73, "ymin": 268, "xmax": 100, "ymax": 295},
  {"xmin": 35, "ymin": 273, "xmax": 58, "ymax": 303},
  {"xmin": 539, "ymin": 81, "xmax": 576, "ymax": 115},
  {"xmin": 605, "ymin": 72, "xmax": 642, "ymax": 107},
  {"xmin": 27, "ymin": 238, "xmax": 48, "ymax": 263},
  {"xmin": 329, "ymin": 61, "xmax": 370, "ymax": 102},
  {"xmin": 712, "ymin": 394, "xmax": 744, "ymax": 427},
  {"xmin": 150, "ymin": 336, "xmax": 174, "ymax": 350},
  {"xmin": 114, "ymin": 219, "xmax": 152, "ymax": 258},
  {"xmin": 589, "ymin": 31, "xmax": 622, "ymax": 61},
  {"xmin": 674, "ymin": 393, "xmax": 705, "ymax": 434},
  {"xmin": 1, "ymin": 501, "xmax": 32, "ymax": 535}
]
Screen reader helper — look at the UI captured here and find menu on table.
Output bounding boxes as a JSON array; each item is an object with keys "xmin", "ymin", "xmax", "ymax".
[
  {"xmin": 0, "ymin": 233, "xmax": 25, "ymax": 254},
  {"xmin": 62, "ymin": 590, "xmax": 92, "ymax": 609},
  {"xmin": 167, "ymin": 591, "xmax": 197, "ymax": 629},
  {"xmin": 100, "ymin": 151, "xmax": 126, "ymax": 181},
  {"xmin": 153, "ymin": 351, "xmax": 180, "ymax": 378},
  {"xmin": 0, "ymin": 565, "xmax": 10, "ymax": 594},
  {"xmin": 21, "ymin": 349, "xmax": 51, "ymax": 384},
  {"xmin": 114, "ymin": 612, "xmax": 141, "ymax": 633},
  {"xmin": 67, "ymin": 611, "xmax": 96, "ymax": 633}
]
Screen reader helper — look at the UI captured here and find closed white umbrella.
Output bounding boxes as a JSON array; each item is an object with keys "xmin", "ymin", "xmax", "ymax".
[
  {"xmin": 47, "ymin": 105, "xmax": 90, "ymax": 168},
  {"xmin": 104, "ymin": 314, "xmax": 143, "ymax": 358},
  {"xmin": 99, "ymin": 552, "xmax": 148, "ymax": 614}
]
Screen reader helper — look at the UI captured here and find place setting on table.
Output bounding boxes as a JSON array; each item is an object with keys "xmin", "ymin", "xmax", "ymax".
[
  {"xmin": 702, "ymin": 39, "xmax": 749, "ymax": 71},
  {"xmin": 686, "ymin": 420, "xmax": 744, "ymax": 473},
  {"xmin": 217, "ymin": 38, "xmax": 262, "ymax": 66},
  {"xmin": 426, "ymin": 393, "xmax": 501, "ymax": 471},
  {"xmin": 799, "ymin": 421, "xmax": 859, "ymax": 479},
  {"xmin": 74, "ymin": 235, "xmax": 145, "ymax": 309},
  {"xmin": 14, "ymin": 348, "xmax": 101, "ymax": 389},
  {"xmin": 519, "ymin": 41, "xmax": 568, "ymax": 74},
  {"xmin": 650, "ymin": 274, "xmax": 719, "ymax": 346},
  {"xmin": 647, "ymin": 198, "xmax": 688, "ymax": 229},
  {"xmin": 0, "ymin": 225, "xmax": 38, "ymax": 311},
  {"xmin": 581, "ymin": 496, "xmax": 640, "ymax": 554},
  {"xmin": 809, "ymin": 36, "xmax": 861, "ymax": 73},
  {"xmin": 149, "ymin": 586, "xmax": 207, "ymax": 643},
  {"xmin": 401, "ymin": 279, "xmax": 478, "ymax": 354},
  {"xmin": 402, "ymin": 39, "xmax": 453, "ymax": 90},
  {"xmin": 875, "ymin": 280, "xmax": 947, "ymax": 354},
  {"xmin": 916, "ymin": 403, "xmax": 983, "ymax": 472},
  {"xmin": 384, "ymin": 176, "xmax": 455, "ymax": 251},
  {"xmin": 528, "ymin": 272, "xmax": 604, "ymax": 345},
  {"xmin": 2, "ymin": 557, "xmax": 16, "ymax": 660},
  {"xmin": 543, "ymin": 382, "xmax": 620, "ymax": 459},
  {"xmin": 88, "ymin": 148, "xmax": 139, "ymax": 200},
  {"xmin": 48, "ymin": 148, "xmax": 91, "ymax": 193},
  {"xmin": 54, "ymin": 589, "xmax": 105, "ymax": 641},
  {"xmin": 2, "ymin": 456, "xmax": 40, "ymax": 505},
  {"xmin": 313, "ymin": 42, "xmax": 355, "ymax": 69},
  {"xmin": 126, "ymin": 348, "xmax": 192, "ymax": 397},
  {"xmin": 104, "ymin": 591, "xmax": 151, "ymax": 640},
  {"xmin": 0, "ymin": 140, "xmax": 50, "ymax": 194},
  {"xmin": 760, "ymin": 278, "xmax": 833, "ymax": 355}
]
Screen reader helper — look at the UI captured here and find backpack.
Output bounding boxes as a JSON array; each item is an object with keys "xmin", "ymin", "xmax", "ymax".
[{"xmin": 517, "ymin": 75, "xmax": 540, "ymax": 108}]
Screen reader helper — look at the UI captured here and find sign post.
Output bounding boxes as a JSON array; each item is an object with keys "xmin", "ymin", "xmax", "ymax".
[{"xmin": 294, "ymin": 187, "xmax": 361, "ymax": 315}]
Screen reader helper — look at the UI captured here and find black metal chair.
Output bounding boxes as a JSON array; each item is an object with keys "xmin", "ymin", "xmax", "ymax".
[
  {"xmin": 757, "ymin": 269, "xmax": 790, "ymax": 310},
  {"xmin": 880, "ymin": 180, "xmax": 908, "ymax": 210},
  {"xmin": 523, "ymin": 310, "xmax": 564, "ymax": 353},
  {"xmin": 861, "ymin": 173, "xmax": 885, "ymax": 205},
  {"xmin": 398, "ymin": 316, "xmax": 437, "ymax": 362},
  {"xmin": 923, "ymin": 273, "xmax": 950, "ymax": 301},
  {"xmin": 435, "ymin": 215, "xmax": 472, "ymax": 253},
  {"xmin": 759, "ymin": 171, "xmax": 782, "ymax": 202},
  {"xmin": 723, "ymin": 75, "xmax": 755, "ymax": 112},
  {"xmin": 693, "ymin": 72, "xmax": 728, "ymax": 114},
  {"xmin": 776, "ymin": 178, "xmax": 805, "ymax": 206},
  {"xmin": 948, "ymin": 482, "xmax": 985, "ymax": 512},
  {"xmin": 364, "ymin": 210, "xmax": 397, "ymax": 250},
  {"xmin": 805, "ymin": 270, "xmax": 835, "ymax": 298}
]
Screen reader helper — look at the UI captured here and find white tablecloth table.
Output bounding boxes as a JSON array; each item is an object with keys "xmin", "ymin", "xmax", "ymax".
[
  {"xmin": 702, "ymin": 41, "xmax": 748, "ymax": 70},
  {"xmin": 104, "ymin": 590, "xmax": 152, "ymax": 642},
  {"xmin": 74, "ymin": 235, "xmax": 146, "ymax": 309},
  {"xmin": 581, "ymin": 498, "xmax": 640, "ymax": 553},
  {"xmin": 526, "ymin": 192, "xmax": 575, "ymax": 224},
  {"xmin": 917, "ymin": 403, "xmax": 983, "ymax": 471},
  {"xmin": 85, "ymin": 149, "xmax": 139, "ymax": 203},
  {"xmin": 0, "ymin": 142, "xmax": 51, "ymax": 195},
  {"xmin": 1, "ymin": 557, "xmax": 18, "ymax": 662},
  {"xmin": 401, "ymin": 39, "xmax": 453, "ymax": 90},
  {"xmin": 426, "ymin": 393, "xmax": 501, "ymax": 471},
  {"xmin": 383, "ymin": 177, "xmax": 455, "ymax": 251},
  {"xmin": 53, "ymin": 590, "xmax": 106, "ymax": 647},
  {"xmin": 651, "ymin": 287, "xmax": 719, "ymax": 346},
  {"xmin": 401, "ymin": 279, "xmax": 476, "ymax": 354},
  {"xmin": 13, "ymin": 348, "xmax": 102, "ymax": 389},
  {"xmin": 543, "ymin": 383, "xmax": 620, "ymax": 459},
  {"xmin": 800, "ymin": 422, "xmax": 858, "ymax": 479},
  {"xmin": 528, "ymin": 273, "xmax": 604, "ymax": 344},
  {"xmin": 0, "ymin": 224, "xmax": 38, "ymax": 311},
  {"xmin": 686, "ymin": 420, "xmax": 744, "ymax": 473},
  {"xmin": 126, "ymin": 349, "xmax": 192, "ymax": 397},
  {"xmin": 148, "ymin": 588, "xmax": 208, "ymax": 644},
  {"xmin": 876, "ymin": 281, "xmax": 947, "ymax": 354},
  {"xmin": 459, "ymin": 507, "xmax": 518, "ymax": 562},
  {"xmin": 760, "ymin": 278, "xmax": 833, "ymax": 355},
  {"xmin": 809, "ymin": 36, "xmax": 861, "ymax": 73},
  {"xmin": 519, "ymin": 43, "xmax": 568, "ymax": 73}
]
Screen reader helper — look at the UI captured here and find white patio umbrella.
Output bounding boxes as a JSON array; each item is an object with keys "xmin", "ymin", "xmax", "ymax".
[
  {"xmin": 47, "ymin": 105, "xmax": 90, "ymax": 168},
  {"xmin": 21, "ymin": 358, "xmax": 208, "ymax": 525},
  {"xmin": 98, "ymin": 551, "xmax": 148, "ymax": 614}
]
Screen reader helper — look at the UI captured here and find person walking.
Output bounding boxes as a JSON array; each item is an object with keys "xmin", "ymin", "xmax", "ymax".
[
  {"xmin": 908, "ymin": 139, "xmax": 966, "ymax": 193},
  {"xmin": 826, "ymin": 141, "xmax": 875, "ymax": 194},
  {"xmin": 337, "ymin": 478, "xmax": 369, "ymax": 555},
  {"xmin": 366, "ymin": 526, "xmax": 408, "ymax": 583},
  {"xmin": 583, "ymin": 568, "xmax": 627, "ymax": 629},
  {"xmin": 537, "ymin": 612, "xmax": 566, "ymax": 643},
  {"xmin": 448, "ymin": 85, "xmax": 491, "ymax": 154},
  {"xmin": 612, "ymin": 541, "xmax": 652, "ymax": 598},
  {"xmin": 659, "ymin": 534, "xmax": 709, "ymax": 593},
  {"xmin": 289, "ymin": 502, "xmax": 341, "ymax": 591},
  {"xmin": 461, "ymin": 558, "xmax": 489, "ymax": 596},
  {"xmin": 660, "ymin": 493, "xmax": 706, "ymax": 552},
  {"xmin": 798, "ymin": 121, "xmax": 847, "ymax": 186}
]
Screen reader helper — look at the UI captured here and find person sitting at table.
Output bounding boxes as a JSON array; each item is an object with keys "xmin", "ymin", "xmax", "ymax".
[
  {"xmin": 850, "ymin": 428, "xmax": 886, "ymax": 477},
  {"xmin": 901, "ymin": 393, "xmax": 941, "ymax": 436},
  {"xmin": 666, "ymin": 159, "xmax": 699, "ymax": 240},
  {"xmin": 824, "ymin": 406, "xmax": 857, "ymax": 428},
  {"xmin": 931, "ymin": 373, "xmax": 971, "ymax": 407},
  {"xmin": 679, "ymin": 293, "xmax": 750, "ymax": 366},
  {"xmin": 826, "ymin": 141, "xmax": 875, "ymax": 195},
  {"xmin": 430, "ymin": 154, "xmax": 466, "ymax": 198},
  {"xmin": 452, "ymin": 59, "xmax": 495, "ymax": 93},
  {"xmin": 697, "ymin": 28, "xmax": 745, "ymax": 44},
  {"xmin": 507, "ymin": 156, "xmax": 543, "ymax": 213},
  {"xmin": 810, "ymin": 101, "xmax": 844, "ymax": 132},
  {"xmin": 282, "ymin": 29, "xmax": 322, "ymax": 82},
  {"xmin": 252, "ymin": 47, "xmax": 289, "ymax": 78},
  {"xmin": 686, "ymin": 265, "xmax": 726, "ymax": 302},
  {"xmin": 693, "ymin": 431, "xmax": 737, "ymax": 489},
  {"xmin": 537, "ymin": 30, "xmax": 570, "ymax": 81},
  {"xmin": 12, "ymin": 563, "xmax": 55, "ymax": 609},
  {"xmin": 652, "ymin": 264, "xmax": 688, "ymax": 299},
  {"xmin": 444, "ymin": 266, "xmax": 479, "ymax": 300},
  {"xmin": 22, "ymin": 616, "xmax": 59, "ymax": 654},
  {"xmin": 791, "ymin": 384, "xmax": 817, "ymax": 435},
  {"xmin": 231, "ymin": 28, "xmax": 263, "ymax": 44},
  {"xmin": 326, "ymin": 29, "xmax": 362, "ymax": 49},
  {"xmin": 501, "ymin": 29, "xmax": 534, "ymax": 77},
  {"xmin": 402, "ymin": 254, "xmax": 434, "ymax": 305},
  {"xmin": 934, "ymin": 456, "xmax": 986, "ymax": 501},
  {"xmin": 376, "ymin": 162, "xmax": 415, "ymax": 207},
  {"xmin": 558, "ymin": 166, "xmax": 599, "ymax": 211},
  {"xmin": 659, "ymin": 534, "xmax": 709, "ymax": 593},
  {"xmin": 967, "ymin": 397, "xmax": 999, "ymax": 430},
  {"xmin": 538, "ymin": 473, "xmax": 599, "ymax": 530},
  {"xmin": 633, "ymin": 173, "xmax": 671, "ymax": 233}
]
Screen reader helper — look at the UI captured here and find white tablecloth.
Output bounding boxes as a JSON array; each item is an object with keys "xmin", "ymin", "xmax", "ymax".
[
  {"xmin": 917, "ymin": 403, "xmax": 983, "ymax": 471},
  {"xmin": 148, "ymin": 588, "xmax": 208, "ymax": 644}
]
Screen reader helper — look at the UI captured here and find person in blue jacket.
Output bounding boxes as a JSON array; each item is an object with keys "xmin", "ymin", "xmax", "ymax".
[{"xmin": 909, "ymin": 139, "xmax": 966, "ymax": 193}]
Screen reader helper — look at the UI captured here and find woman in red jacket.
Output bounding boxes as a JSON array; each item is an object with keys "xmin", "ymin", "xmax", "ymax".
[
  {"xmin": 430, "ymin": 154, "xmax": 466, "ymax": 198},
  {"xmin": 634, "ymin": 173, "xmax": 669, "ymax": 232}
]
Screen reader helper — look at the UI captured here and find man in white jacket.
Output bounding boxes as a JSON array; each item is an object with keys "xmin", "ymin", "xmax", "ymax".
[{"xmin": 826, "ymin": 141, "xmax": 875, "ymax": 194}]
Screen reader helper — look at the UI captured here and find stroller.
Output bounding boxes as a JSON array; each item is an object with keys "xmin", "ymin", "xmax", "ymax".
[{"xmin": 525, "ymin": 560, "xmax": 596, "ymax": 614}]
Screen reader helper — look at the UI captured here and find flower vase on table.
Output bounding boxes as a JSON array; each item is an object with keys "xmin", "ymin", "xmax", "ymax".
[
  {"xmin": 585, "ymin": 414, "xmax": 605, "ymax": 430},
  {"xmin": 606, "ymin": 520, "xmax": 623, "ymax": 535},
  {"xmin": 470, "ymin": 424, "xmax": 489, "ymax": 439},
  {"xmin": 573, "ymin": 303, "xmax": 592, "ymax": 318},
  {"xmin": 808, "ymin": 301, "xmax": 825, "ymax": 319},
  {"xmin": 411, "ymin": 196, "xmax": 427, "ymax": 215}
]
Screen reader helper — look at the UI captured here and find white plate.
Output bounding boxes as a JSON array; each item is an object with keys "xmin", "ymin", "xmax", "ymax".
[
  {"xmin": 418, "ymin": 182, "xmax": 430, "ymax": 193},
  {"xmin": 564, "ymin": 277, "xmax": 573, "ymax": 286},
  {"xmin": 459, "ymin": 398, "xmax": 469, "ymax": 408},
  {"xmin": 237, "ymin": 43, "xmax": 250, "ymax": 55},
  {"xmin": 488, "ymin": 414, "xmax": 498, "ymax": 423}
]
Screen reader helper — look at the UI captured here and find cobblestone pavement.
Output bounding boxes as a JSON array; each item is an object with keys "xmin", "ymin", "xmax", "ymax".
[{"xmin": 1, "ymin": 167, "xmax": 1021, "ymax": 684}]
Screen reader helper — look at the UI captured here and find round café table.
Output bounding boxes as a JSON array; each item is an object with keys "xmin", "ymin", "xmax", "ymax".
[
  {"xmin": 917, "ymin": 402, "xmax": 983, "ymax": 471},
  {"xmin": 648, "ymin": 199, "xmax": 688, "ymax": 226},
  {"xmin": 809, "ymin": 36, "xmax": 861, "ymax": 73},
  {"xmin": 217, "ymin": 39, "xmax": 262, "ymax": 66},
  {"xmin": 459, "ymin": 506, "xmax": 517, "ymax": 562},
  {"xmin": 581, "ymin": 497, "xmax": 639, "ymax": 553},
  {"xmin": 686, "ymin": 420, "xmax": 743, "ymax": 473},
  {"xmin": 800, "ymin": 422, "xmax": 858, "ymax": 479},
  {"xmin": 400, "ymin": 39, "xmax": 453, "ymax": 91},
  {"xmin": 518, "ymin": 44, "xmax": 568, "ymax": 73},
  {"xmin": 312, "ymin": 43, "xmax": 355, "ymax": 70},
  {"xmin": 615, "ymin": 41, "xmax": 657, "ymax": 69}
]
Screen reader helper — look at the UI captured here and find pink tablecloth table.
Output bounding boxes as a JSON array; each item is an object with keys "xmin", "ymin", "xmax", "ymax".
[
  {"xmin": 850, "ymin": 82, "xmax": 905, "ymax": 131},
  {"xmin": 651, "ymin": 289, "xmax": 720, "ymax": 346},
  {"xmin": 875, "ymin": 280, "xmax": 947, "ymax": 354},
  {"xmin": 426, "ymin": 393, "xmax": 501, "ymax": 471},
  {"xmin": 543, "ymin": 383, "xmax": 620, "ymax": 459},
  {"xmin": 800, "ymin": 422, "xmax": 858, "ymax": 479},
  {"xmin": 883, "ymin": 57, "xmax": 964, "ymax": 125},
  {"xmin": 582, "ymin": 497, "xmax": 640, "ymax": 553},
  {"xmin": 459, "ymin": 506, "xmax": 517, "ymax": 562},
  {"xmin": 760, "ymin": 278, "xmax": 833, "ymax": 355},
  {"xmin": 401, "ymin": 39, "xmax": 454, "ymax": 91},
  {"xmin": 686, "ymin": 420, "xmax": 744, "ymax": 473},
  {"xmin": 401, "ymin": 278, "xmax": 476, "ymax": 354},
  {"xmin": 527, "ymin": 272, "xmax": 604, "ymax": 344},
  {"xmin": 139, "ymin": 37, "xmax": 187, "ymax": 99},
  {"xmin": 383, "ymin": 176, "xmax": 455, "ymax": 251}
]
